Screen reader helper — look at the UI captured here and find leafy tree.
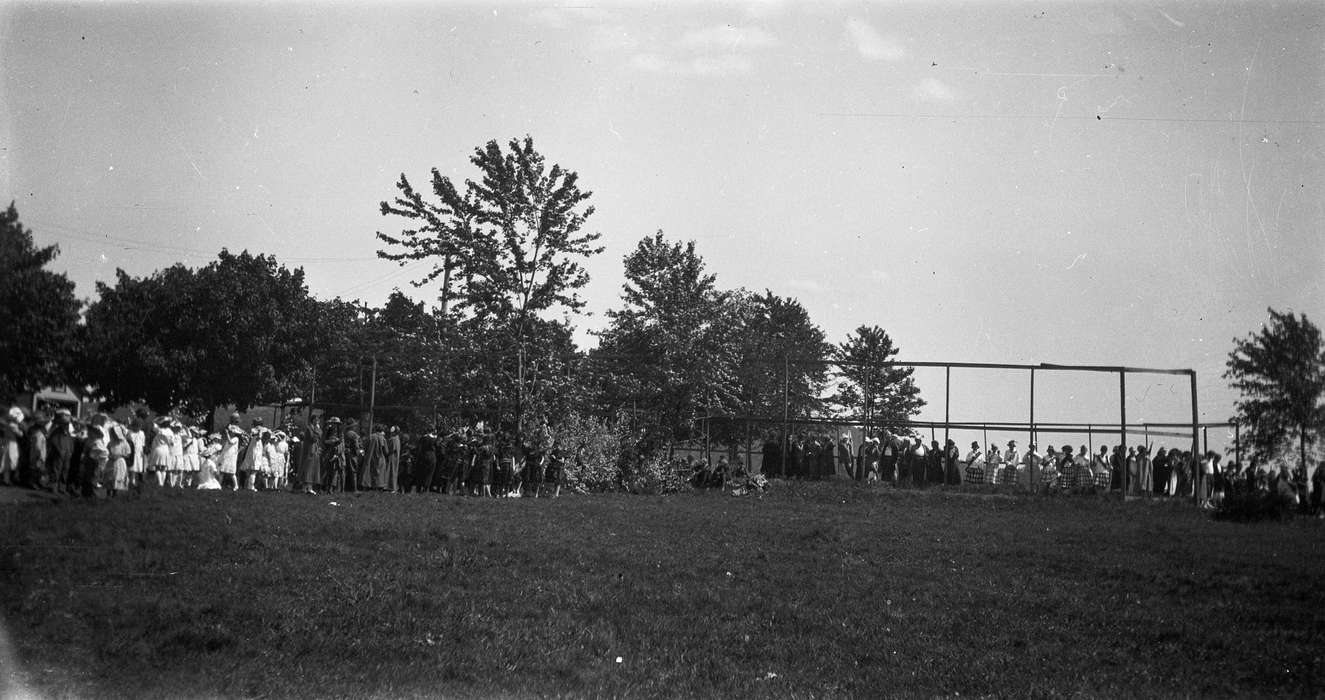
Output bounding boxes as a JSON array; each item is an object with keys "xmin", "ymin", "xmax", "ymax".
[
  {"xmin": 830, "ymin": 325, "xmax": 926, "ymax": 433},
  {"xmin": 733, "ymin": 290, "xmax": 831, "ymax": 421},
  {"xmin": 594, "ymin": 231, "xmax": 742, "ymax": 449},
  {"xmin": 81, "ymin": 250, "xmax": 317, "ymax": 426},
  {"xmin": 376, "ymin": 136, "xmax": 603, "ymax": 435},
  {"xmin": 0, "ymin": 203, "xmax": 82, "ymax": 402},
  {"xmin": 1224, "ymin": 308, "xmax": 1325, "ymax": 474}
]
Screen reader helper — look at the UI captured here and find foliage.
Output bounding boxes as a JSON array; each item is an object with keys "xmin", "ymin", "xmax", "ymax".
[
  {"xmin": 551, "ymin": 411, "xmax": 626, "ymax": 493},
  {"xmin": 376, "ymin": 136, "xmax": 604, "ymax": 437},
  {"xmin": 594, "ymin": 231, "xmax": 743, "ymax": 448},
  {"xmin": 621, "ymin": 453, "xmax": 691, "ymax": 495},
  {"xmin": 0, "ymin": 203, "xmax": 82, "ymax": 402},
  {"xmin": 732, "ymin": 289, "xmax": 831, "ymax": 419},
  {"xmin": 1224, "ymin": 308, "xmax": 1325, "ymax": 474},
  {"xmin": 829, "ymin": 325, "xmax": 926, "ymax": 433},
  {"xmin": 80, "ymin": 250, "xmax": 317, "ymax": 425}
]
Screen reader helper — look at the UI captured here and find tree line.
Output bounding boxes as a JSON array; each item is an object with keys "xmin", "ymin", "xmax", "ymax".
[{"xmin": 2, "ymin": 136, "xmax": 1321, "ymax": 473}]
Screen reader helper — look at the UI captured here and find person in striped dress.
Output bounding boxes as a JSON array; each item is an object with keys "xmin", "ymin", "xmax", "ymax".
[{"xmin": 1039, "ymin": 446, "xmax": 1059, "ymax": 492}]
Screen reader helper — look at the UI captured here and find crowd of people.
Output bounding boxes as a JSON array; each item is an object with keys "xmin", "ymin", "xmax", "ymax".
[
  {"xmin": 759, "ymin": 429, "xmax": 1323, "ymax": 509},
  {"xmin": 0, "ymin": 407, "xmax": 570, "ymax": 499},
  {"xmin": 2, "ymin": 406, "xmax": 1319, "ymax": 511}
]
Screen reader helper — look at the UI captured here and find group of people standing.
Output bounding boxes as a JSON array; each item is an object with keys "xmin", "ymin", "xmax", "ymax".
[
  {"xmin": 290, "ymin": 414, "xmax": 566, "ymax": 498},
  {"xmin": 756, "ymin": 428, "xmax": 1305, "ymax": 506},
  {"xmin": 0, "ymin": 406, "xmax": 570, "ymax": 499}
]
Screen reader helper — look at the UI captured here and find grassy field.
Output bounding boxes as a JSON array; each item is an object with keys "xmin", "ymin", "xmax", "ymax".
[{"xmin": 2, "ymin": 483, "xmax": 1323, "ymax": 698}]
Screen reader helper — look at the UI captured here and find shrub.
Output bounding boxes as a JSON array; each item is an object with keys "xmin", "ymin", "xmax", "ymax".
[
  {"xmin": 1212, "ymin": 490, "xmax": 1297, "ymax": 523},
  {"xmin": 622, "ymin": 453, "xmax": 691, "ymax": 495},
  {"xmin": 552, "ymin": 412, "xmax": 627, "ymax": 493}
]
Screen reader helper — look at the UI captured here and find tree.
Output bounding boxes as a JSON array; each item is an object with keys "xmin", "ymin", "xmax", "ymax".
[
  {"xmin": 594, "ymin": 231, "xmax": 743, "ymax": 449},
  {"xmin": 0, "ymin": 203, "xmax": 82, "ymax": 402},
  {"xmin": 1224, "ymin": 308, "xmax": 1325, "ymax": 474},
  {"xmin": 830, "ymin": 325, "xmax": 926, "ymax": 432},
  {"xmin": 81, "ymin": 250, "xmax": 318, "ymax": 426},
  {"xmin": 376, "ymin": 136, "xmax": 603, "ymax": 435},
  {"xmin": 733, "ymin": 290, "xmax": 831, "ymax": 421}
]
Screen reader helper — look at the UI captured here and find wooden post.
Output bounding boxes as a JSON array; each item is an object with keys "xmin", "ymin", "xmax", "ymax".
[
  {"xmin": 1234, "ymin": 423, "xmax": 1241, "ymax": 469},
  {"xmin": 781, "ymin": 354, "xmax": 789, "ymax": 478},
  {"xmin": 1029, "ymin": 367, "xmax": 1036, "ymax": 449},
  {"xmin": 367, "ymin": 355, "xmax": 377, "ymax": 436},
  {"xmin": 1120, "ymin": 369, "xmax": 1128, "ymax": 495},
  {"xmin": 944, "ymin": 365, "xmax": 951, "ymax": 445},
  {"xmin": 1189, "ymin": 371, "xmax": 1199, "ymax": 506}
]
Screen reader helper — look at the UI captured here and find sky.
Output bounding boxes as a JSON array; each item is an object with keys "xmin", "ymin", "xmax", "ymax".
[{"xmin": 3, "ymin": 0, "xmax": 1323, "ymax": 459}]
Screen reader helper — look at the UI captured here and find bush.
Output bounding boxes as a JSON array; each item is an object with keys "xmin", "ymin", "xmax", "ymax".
[
  {"xmin": 622, "ymin": 454, "xmax": 691, "ymax": 495},
  {"xmin": 1213, "ymin": 490, "xmax": 1297, "ymax": 523},
  {"xmin": 552, "ymin": 412, "xmax": 627, "ymax": 493}
]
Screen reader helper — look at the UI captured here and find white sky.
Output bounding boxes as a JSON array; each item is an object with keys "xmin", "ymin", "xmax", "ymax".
[{"xmin": 3, "ymin": 1, "xmax": 1322, "ymax": 457}]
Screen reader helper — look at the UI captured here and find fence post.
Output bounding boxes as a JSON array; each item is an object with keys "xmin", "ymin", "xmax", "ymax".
[
  {"xmin": 1029, "ymin": 367, "xmax": 1036, "ymax": 449},
  {"xmin": 944, "ymin": 365, "xmax": 951, "ymax": 445},
  {"xmin": 1189, "ymin": 370, "xmax": 1199, "ymax": 506},
  {"xmin": 1120, "ymin": 369, "xmax": 1127, "ymax": 496},
  {"xmin": 781, "ymin": 354, "xmax": 789, "ymax": 478}
]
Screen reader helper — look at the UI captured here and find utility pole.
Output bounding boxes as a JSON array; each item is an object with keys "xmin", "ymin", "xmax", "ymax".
[{"xmin": 367, "ymin": 355, "xmax": 377, "ymax": 436}]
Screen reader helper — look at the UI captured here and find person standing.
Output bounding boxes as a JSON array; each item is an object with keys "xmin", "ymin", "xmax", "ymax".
[
  {"xmin": 1021, "ymin": 443, "xmax": 1040, "ymax": 490},
  {"xmin": 299, "ymin": 416, "xmax": 323, "ymax": 495},
  {"xmin": 1002, "ymin": 441, "xmax": 1021, "ymax": 486},
  {"xmin": 385, "ymin": 426, "xmax": 401, "ymax": 493},
  {"xmin": 943, "ymin": 439, "xmax": 962, "ymax": 485},
  {"xmin": 1136, "ymin": 446, "xmax": 1153, "ymax": 495},
  {"xmin": 880, "ymin": 432, "xmax": 899, "ymax": 484},
  {"xmin": 1, "ymin": 407, "xmax": 23, "ymax": 487},
  {"xmin": 415, "ymin": 429, "xmax": 438, "ymax": 493},
  {"xmin": 107, "ymin": 425, "xmax": 131, "ymax": 496},
  {"xmin": 322, "ymin": 418, "xmax": 345, "ymax": 493},
  {"xmin": 985, "ymin": 443, "xmax": 1003, "ymax": 486},
  {"xmin": 218, "ymin": 417, "xmax": 244, "ymax": 491},
  {"xmin": 147, "ymin": 418, "xmax": 175, "ymax": 489},
  {"xmin": 964, "ymin": 441, "xmax": 985, "ymax": 485},
  {"xmin": 362, "ymin": 424, "xmax": 388, "ymax": 491},
  {"xmin": 836, "ymin": 434, "xmax": 854, "ymax": 481}
]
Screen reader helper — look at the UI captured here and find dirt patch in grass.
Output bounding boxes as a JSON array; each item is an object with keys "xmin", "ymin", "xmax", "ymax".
[{"xmin": 2, "ymin": 483, "xmax": 1323, "ymax": 697}]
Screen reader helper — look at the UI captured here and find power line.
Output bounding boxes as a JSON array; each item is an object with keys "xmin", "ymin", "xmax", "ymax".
[{"xmin": 817, "ymin": 111, "xmax": 1325, "ymax": 126}]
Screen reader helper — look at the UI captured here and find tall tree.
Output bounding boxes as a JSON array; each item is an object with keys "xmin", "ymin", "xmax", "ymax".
[
  {"xmin": 0, "ymin": 203, "xmax": 82, "ymax": 402},
  {"xmin": 830, "ymin": 325, "xmax": 926, "ymax": 432},
  {"xmin": 376, "ymin": 136, "xmax": 603, "ymax": 435},
  {"xmin": 81, "ymin": 250, "xmax": 317, "ymax": 425},
  {"xmin": 595, "ymin": 231, "xmax": 742, "ymax": 449},
  {"xmin": 1224, "ymin": 308, "xmax": 1325, "ymax": 474},
  {"xmin": 733, "ymin": 290, "xmax": 831, "ymax": 421}
]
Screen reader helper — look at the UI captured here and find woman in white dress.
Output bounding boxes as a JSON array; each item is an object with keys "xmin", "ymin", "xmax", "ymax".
[
  {"xmin": 127, "ymin": 420, "xmax": 147, "ymax": 491},
  {"xmin": 239, "ymin": 427, "xmax": 268, "ymax": 491},
  {"xmin": 166, "ymin": 420, "xmax": 185, "ymax": 488},
  {"xmin": 196, "ymin": 434, "xmax": 222, "ymax": 490},
  {"xmin": 181, "ymin": 427, "xmax": 201, "ymax": 488},
  {"xmin": 148, "ymin": 419, "xmax": 175, "ymax": 487},
  {"xmin": 270, "ymin": 431, "xmax": 289, "ymax": 491},
  {"xmin": 218, "ymin": 423, "xmax": 242, "ymax": 490},
  {"xmin": 986, "ymin": 443, "xmax": 1004, "ymax": 485}
]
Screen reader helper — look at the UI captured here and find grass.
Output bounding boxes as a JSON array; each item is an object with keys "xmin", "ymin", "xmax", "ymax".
[{"xmin": 2, "ymin": 483, "xmax": 1323, "ymax": 698}]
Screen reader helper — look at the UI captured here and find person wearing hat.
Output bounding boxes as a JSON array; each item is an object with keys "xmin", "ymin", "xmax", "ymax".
[
  {"xmin": 238, "ymin": 424, "xmax": 268, "ymax": 492},
  {"xmin": 385, "ymin": 426, "xmax": 402, "ymax": 493},
  {"xmin": 1002, "ymin": 440, "xmax": 1021, "ymax": 487},
  {"xmin": 45, "ymin": 410, "xmax": 76, "ymax": 494},
  {"xmin": 77, "ymin": 421, "xmax": 110, "ymax": 498},
  {"xmin": 361, "ymin": 423, "xmax": 389, "ymax": 491},
  {"xmin": 322, "ymin": 417, "xmax": 345, "ymax": 493},
  {"xmin": 298, "ymin": 415, "xmax": 323, "ymax": 494},
  {"xmin": 1, "ymin": 406, "xmax": 25, "ymax": 487},
  {"xmin": 107, "ymin": 424, "xmax": 132, "ymax": 495},
  {"xmin": 147, "ymin": 417, "xmax": 176, "ymax": 488},
  {"xmin": 964, "ymin": 441, "xmax": 985, "ymax": 485},
  {"xmin": 942, "ymin": 439, "xmax": 961, "ymax": 485},
  {"xmin": 1021, "ymin": 443, "xmax": 1040, "ymax": 490},
  {"xmin": 22, "ymin": 410, "xmax": 50, "ymax": 490},
  {"xmin": 835, "ymin": 433, "xmax": 853, "ymax": 481},
  {"xmin": 194, "ymin": 433, "xmax": 222, "ymax": 490}
]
